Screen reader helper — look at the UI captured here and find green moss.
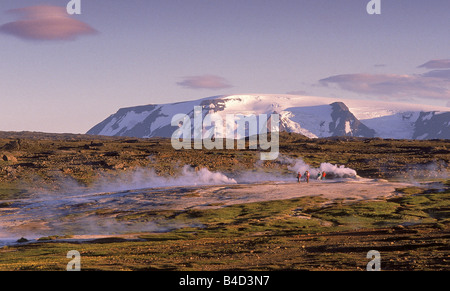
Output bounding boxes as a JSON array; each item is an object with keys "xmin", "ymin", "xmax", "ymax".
[
  {"xmin": 0, "ymin": 187, "xmax": 448, "ymax": 271},
  {"xmin": 395, "ymin": 186, "xmax": 425, "ymax": 195},
  {"xmin": 176, "ymin": 196, "xmax": 326, "ymax": 226},
  {"xmin": 37, "ymin": 235, "xmax": 73, "ymax": 241},
  {"xmin": 0, "ymin": 183, "xmax": 28, "ymax": 200}
]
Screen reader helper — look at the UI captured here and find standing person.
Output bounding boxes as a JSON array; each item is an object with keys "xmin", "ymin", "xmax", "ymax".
[
  {"xmin": 305, "ymin": 171, "xmax": 310, "ymax": 183},
  {"xmin": 322, "ymin": 171, "xmax": 326, "ymax": 180},
  {"xmin": 297, "ymin": 172, "xmax": 302, "ymax": 183},
  {"xmin": 317, "ymin": 172, "xmax": 322, "ymax": 180}
]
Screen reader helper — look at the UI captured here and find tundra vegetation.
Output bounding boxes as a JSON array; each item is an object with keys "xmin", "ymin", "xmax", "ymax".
[{"xmin": 0, "ymin": 131, "xmax": 448, "ymax": 271}]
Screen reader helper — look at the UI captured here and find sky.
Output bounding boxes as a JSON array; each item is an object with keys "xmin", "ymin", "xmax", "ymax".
[{"xmin": 0, "ymin": 0, "xmax": 449, "ymax": 134}]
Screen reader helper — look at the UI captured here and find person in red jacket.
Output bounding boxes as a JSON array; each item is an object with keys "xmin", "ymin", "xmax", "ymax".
[{"xmin": 297, "ymin": 172, "xmax": 302, "ymax": 183}]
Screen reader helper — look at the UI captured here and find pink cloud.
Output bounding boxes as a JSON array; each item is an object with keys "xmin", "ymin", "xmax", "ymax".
[
  {"xmin": 0, "ymin": 5, "xmax": 97, "ymax": 41},
  {"xmin": 177, "ymin": 75, "xmax": 233, "ymax": 90}
]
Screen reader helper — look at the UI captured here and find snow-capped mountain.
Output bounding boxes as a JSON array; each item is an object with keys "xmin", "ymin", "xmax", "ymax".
[{"xmin": 87, "ymin": 94, "xmax": 450, "ymax": 140}]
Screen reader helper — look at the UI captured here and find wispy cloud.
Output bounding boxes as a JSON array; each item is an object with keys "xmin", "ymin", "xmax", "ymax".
[
  {"xmin": 421, "ymin": 69, "xmax": 450, "ymax": 79},
  {"xmin": 177, "ymin": 75, "xmax": 232, "ymax": 90},
  {"xmin": 418, "ymin": 59, "xmax": 450, "ymax": 69},
  {"xmin": 319, "ymin": 60, "xmax": 450, "ymax": 102},
  {"xmin": 0, "ymin": 5, "xmax": 97, "ymax": 41}
]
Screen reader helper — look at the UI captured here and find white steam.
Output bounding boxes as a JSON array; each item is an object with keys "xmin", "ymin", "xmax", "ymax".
[
  {"xmin": 89, "ymin": 158, "xmax": 358, "ymax": 191},
  {"xmin": 402, "ymin": 161, "xmax": 449, "ymax": 181},
  {"xmin": 286, "ymin": 158, "xmax": 357, "ymax": 179},
  {"xmin": 0, "ymin": 158, "xmax": 359, "ymax": 243},
  {"xmin": 90, "ymin": 165, "xmax": 237, "ymax": 193}
]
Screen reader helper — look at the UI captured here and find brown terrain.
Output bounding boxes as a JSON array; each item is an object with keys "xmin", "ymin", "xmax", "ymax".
[{"xmin": 0, "ymin": 131, "xmax": 448, "ymax": 271}]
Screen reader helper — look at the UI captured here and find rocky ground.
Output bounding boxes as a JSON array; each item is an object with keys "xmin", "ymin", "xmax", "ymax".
[
  {"xmin": 0, "ymin": 131, "xmax": 448, "ymax": 188},
  {"xmin": 0, "ymin": 131, "xmax": 448, "ymax": 271}
]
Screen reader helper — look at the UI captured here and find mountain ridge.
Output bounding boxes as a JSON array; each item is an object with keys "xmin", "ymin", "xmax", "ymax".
[{"xmin": 86, "ymin": 94, "xmax": 450, "ymax": 140}]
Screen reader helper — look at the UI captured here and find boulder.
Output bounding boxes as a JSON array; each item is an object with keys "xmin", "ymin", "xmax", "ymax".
[{"xmin": 2, "ymin": 153, "xmax": 17, "ymax": 163}]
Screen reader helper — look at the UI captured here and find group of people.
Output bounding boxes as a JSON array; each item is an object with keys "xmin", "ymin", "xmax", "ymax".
[{"xmin": 297, "ymin": 170, "xmax": 326, "ymax": 183}]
